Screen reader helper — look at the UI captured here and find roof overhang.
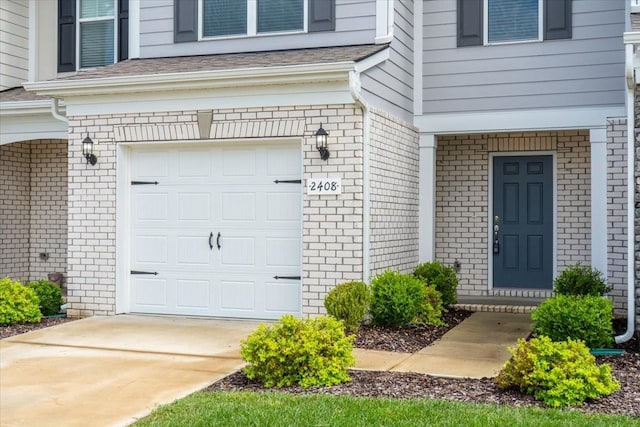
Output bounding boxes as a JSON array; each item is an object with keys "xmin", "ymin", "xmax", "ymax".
[{"xmin": 24, "ymin": 62, "xmax": 356, "ymax": 98}]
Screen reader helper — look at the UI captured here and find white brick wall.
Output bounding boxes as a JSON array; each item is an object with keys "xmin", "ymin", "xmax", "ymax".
[
  {"xmin": 66, "ymin": 104, "xmax": 368, "ymax": 317},
  {"xmin": 1, "ymin": 139, "xmax": 68, "ymax": 284},
  {"xmin": 606, "ymin": 119, "xmax": 628, "ymax": 315},
  {"xmin": 435, "ymin": 131, "xmax": 591, "ymax": 299},
  {"xmin": 1, "ymin": 142, "xmax": 31, "ymax": 282},
  {"xmin": 369, "ymin": 109, "xmax": 420, "ymax": 276}
]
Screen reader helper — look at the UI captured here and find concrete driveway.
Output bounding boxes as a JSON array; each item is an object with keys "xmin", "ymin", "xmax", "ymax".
[{"xmin": 0, "ymin": 315, "xmax": 261, "ymax": 427}]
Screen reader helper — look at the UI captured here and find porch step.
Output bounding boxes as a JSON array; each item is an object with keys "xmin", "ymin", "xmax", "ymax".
[{"xmin": 452, "ymin": 303, "xmax": 537, "ymax": 314}]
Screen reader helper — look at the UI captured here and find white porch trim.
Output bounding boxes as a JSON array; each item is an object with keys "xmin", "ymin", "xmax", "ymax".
[
  {"xmin": 418, "ymin": 134, "xmax": 436, "ymax": 262},
  {"xmin": 589, "ymin": 128, "xmax": 609, "ymax": 277}
]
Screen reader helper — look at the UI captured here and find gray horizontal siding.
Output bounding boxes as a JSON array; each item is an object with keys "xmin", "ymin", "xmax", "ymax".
[
  {"xmin": 139, "ymin": 0, "xmax": 377, "ymax": 58},
  {"xmin": 422, "ymin": 0, "xmax": 626, "ymax": 115},
  {"xmin": 361, "ymin": 0, "xmax": 414, "ymax": 122},
  {"xmin": 0, "ymin": 0, "xmax": 29, "ymax": 90}
]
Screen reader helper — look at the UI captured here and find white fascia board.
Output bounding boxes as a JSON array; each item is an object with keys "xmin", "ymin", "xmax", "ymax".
[
  {"xmin": 0, "ymin": 112, "xmax": 68, "ymax": 144},
  {"xmin": 24, "ymin": 62, "xmax": 355, "ymax": 97},
  {"xmin": 354, "ymin": 48, "xmax": 390, "ymax": 74},
  {"xmin": 416, "ymin": 106, "xmax": 626, "ymax": 134},
  {"xmin": 0, "ymin": 100, "xmax": 55, "ymax": 116},
  {"xmin": 623, "ymin": 31, "xmax": 640, "ymax": 44},
  {"xmin": 63, "ymin": 80, "xmax": 354, "ymax": 116}
]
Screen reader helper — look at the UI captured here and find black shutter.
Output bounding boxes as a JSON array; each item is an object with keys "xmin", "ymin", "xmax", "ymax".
[
  {"xmin": 544, "ymin": 0, "xmax": 572, "ymax": 40},
  {"xmin": 309, "ymin": 0, "xmax": 335, "ymax": 32},
  {"xmin": 58, "ymin": 0, "xmax": 76, "ymax": 72},
  {"xmin": 174, "ymin": 0, "xmax": 198, "ymax": 43},
  {"xmin": 118, "ymin": 0, "xmax": 129, "ymax": 61},
  {"xmin": 457, "ymin": 0, "xmax": 483, "ymax": 47}
]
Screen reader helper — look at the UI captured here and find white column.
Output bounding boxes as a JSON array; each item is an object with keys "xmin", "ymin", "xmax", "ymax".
[
  {"xmin": 419, "ymin": 134, "xmax": 436, "ymax": 262},
  {"xmin": 590, "ymin": 128, "xmax": 608, "ymax": 275},
  {"xmin": 128, "ymin": 0, "xmax": 141, "ymax": 59}
]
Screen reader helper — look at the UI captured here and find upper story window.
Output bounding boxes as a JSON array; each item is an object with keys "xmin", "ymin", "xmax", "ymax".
[
  {"xmin": 201, "ymin": 0, "xmax": 304, "ymax": 38},
  {"xmin": 58, "ymin": 0, "xmax": 129, "ymax": 72},
  {"xmin": 457, "ymin": 0, "xmax": 571, "ymax": 47},
  {"xmin": 487, "ymin": 0, "xmax": 540, "ymax": 44},
  {"xmin": 175, "ymin": 0, "xmax": 334, "ymax": 43}
]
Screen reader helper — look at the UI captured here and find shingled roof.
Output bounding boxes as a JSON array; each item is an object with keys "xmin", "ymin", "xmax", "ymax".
[
  {"xmin": 0, "ymin": 87, "xmax": 50, "ymax": 102},
  {"xmin": 59, "ymin": 44, "xmax": 388, "ymax": 80}
]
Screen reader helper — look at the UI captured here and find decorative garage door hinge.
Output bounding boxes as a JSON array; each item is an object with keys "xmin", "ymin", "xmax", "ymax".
[
  {"xmin": 273, "ymin": 275, "xmax": 301, "ymax": 280},
  {"xmin": 131, "ymin": 181, "xmax": 159, "ymax": 185},
  {"xmin": 130, "ymin": 270, "xmax": 158, "ymax": 275},
  {"xmin": 273, "ymin": 179, "xmax": 302, "ymax": 184}
]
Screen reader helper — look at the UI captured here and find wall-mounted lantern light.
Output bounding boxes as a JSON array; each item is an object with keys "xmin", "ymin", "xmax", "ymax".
[
  {"xmin": 315, "ymin": 124, "xmax": 329, "ymax": 161},
  {"xmin": 82, "ymin": 135, "xmax": 97, "ymax": 165}
]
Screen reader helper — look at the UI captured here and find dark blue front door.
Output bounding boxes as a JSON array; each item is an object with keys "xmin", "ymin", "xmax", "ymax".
[{"xmin": 493, "ymin": 156, "xmax": 553, "ymax": 289}]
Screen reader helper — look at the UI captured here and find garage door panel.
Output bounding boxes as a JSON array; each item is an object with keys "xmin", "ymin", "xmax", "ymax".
[
  {"xmin": 220, "ymin": 280, "xmax": 255, "ymax": 311},
  {"xmin": 134, "ymin": 236, "xmax": 168, "ymax": 264},
  {"xmin": 176, "ymin": 279, "xmax": 210, "ymax": 309},
  {"xmin": 265, "ymin": 281, "xmax": 300, "ymax": 313},
  {"xmin": 177, "ymin": 193, "xmax": 211, "ymax": 221},
  {"xmin": 266, "ymin": 238, "xmax": 301, "ymax": 267},
  {"xmin": 178, "ymin": 150, "xmax": 212, "ymax": 177},
  {"xmin": 266, "ymin": 192, "xmax": 300, "ymax": 222},
  {"xmin": 132, "ymin": 277, "xmax": 168, "ymax": 307},
  {"xmin": 222, "ymin": 193, "xmax": 256, "ymax": 221},
  {"xmin": 220, "ymin": 237, "xmax": 255, "ymax": 266},
  {"xmin": 267, "ymin": 147, "xmax": 300, "ymax": 176},
  {"xmin": 222, "ymin": 148, "xmax": 256, "ymax": 177},
  {"xmin": 176, "ymin": 236, "xmax": 211, "ymax": 265},
  {"xmin": 135, "ymin": 193, "xmax": 169, "ymax": 221},
  {"xmin": 133, "ymin": 151, "xmax": 169, "ymax": 178}
]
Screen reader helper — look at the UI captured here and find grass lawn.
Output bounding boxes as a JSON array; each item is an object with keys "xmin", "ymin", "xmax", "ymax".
[{"xmin": 134, "ymin": 391, "xmax": 638, "ymax": 427}]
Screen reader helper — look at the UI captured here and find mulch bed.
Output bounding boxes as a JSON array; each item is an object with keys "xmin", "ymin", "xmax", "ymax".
[
  {"xmin": 209, "ymin": 310, "xmax": 640, "ymax": 417},
  {"xmin": 0, "ymin": 317, "xmax": 76, "ymax": 339}
]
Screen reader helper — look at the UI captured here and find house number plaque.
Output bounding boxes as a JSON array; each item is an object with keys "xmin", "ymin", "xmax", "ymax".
[{"xmin": 307, "ymin": 177, "xmax": 342, "ymax": 195}]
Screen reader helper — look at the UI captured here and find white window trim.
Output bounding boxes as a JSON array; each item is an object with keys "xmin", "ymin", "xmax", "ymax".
[
  {"xmin": 76, "ymin": 0, "xmax": 119, "ymax": 70},
  {"xmin": 198, "ymin": 0, "xmax": 307, "ymax": 41},
  {"xmin": 483, "ymin": 0, "xmax": 543, "ymax": 46}
]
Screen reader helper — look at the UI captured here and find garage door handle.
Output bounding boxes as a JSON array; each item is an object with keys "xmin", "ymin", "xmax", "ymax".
[
  {"xmin": 273, "ymin": 275, "xmax": 301, "ymax": 280},
  {"xmin": 216, "ymin": 232, "xmax": 221, "ymax": 250},
  {"xmin": 209, "ymin": 232, "xmax": 213, "ymax": 250}
]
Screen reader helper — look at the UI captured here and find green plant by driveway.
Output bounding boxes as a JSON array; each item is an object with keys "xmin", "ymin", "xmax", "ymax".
[
  {"xmin": 324, "ymin": 281, "xmax": 371, "ymax": 333},
  {"xmin": 531, "ymin": 294, "xmax": 614, "ymax": 348},
  {"xmin": 0, "ymin": 278, "xmax": 42, "ymax": 326},
  {"xmin": 240, "ymin": 315, "xmax": 355, "ymax": 388},
  {"xmin": 27, "ymin": 280, "xmax": 63, "ymax": 316},
  {"xmin": 369, "ymin": 270, "xmax": 426, "ymax": 327},
  {"xmin": 496, "ymin": 336, "xmax": 619, "ymax": 407}
]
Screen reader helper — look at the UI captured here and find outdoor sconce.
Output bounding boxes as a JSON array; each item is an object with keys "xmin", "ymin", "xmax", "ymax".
[
  {"xmin": 315, "ymin": 124, "xmax": 330, "ymax": 161},
  {"xmin": 82, "ymin": 135, "xmax": 97, "ymax": 165}
]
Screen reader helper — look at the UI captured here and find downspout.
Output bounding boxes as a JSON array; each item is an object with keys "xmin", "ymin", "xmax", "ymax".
[
  {"xmin": 349, "ymin": 70, "xmax": 371, "ymax": 283},
  {"xmin": 50, "ymin": 98, "xmax": 68, "ymax": 124},
  {"xmin": 615, "ymin": 42, "xmax": 636, "ymax": 344}
]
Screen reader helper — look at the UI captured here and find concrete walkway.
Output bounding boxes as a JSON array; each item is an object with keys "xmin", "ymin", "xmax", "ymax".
[
  {"xmin": 354, "ymin": 312, "xmax": 532, "ymax": 378},
  {"xmin": 1, "ymin": 312, "xmax": 531, "ymax": 426}
]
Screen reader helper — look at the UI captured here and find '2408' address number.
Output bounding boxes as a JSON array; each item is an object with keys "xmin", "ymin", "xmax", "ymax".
[{"xmin": 307, "ymin": 178, "xmax": 342, "ymax": 195}]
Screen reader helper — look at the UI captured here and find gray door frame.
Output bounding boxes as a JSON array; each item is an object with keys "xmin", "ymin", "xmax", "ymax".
[{"xmin": 488, "ymin": 151, "xmax": 557, "ymax": 291}]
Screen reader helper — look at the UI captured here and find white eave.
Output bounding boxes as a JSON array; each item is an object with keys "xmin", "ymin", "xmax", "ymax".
[
  {"xmin": 0, "ymin": 99, "xmax": 55, "ymax": 116},
  {"xmin": 23, "ymin": 61, "xmax": 357, "ymax": 98}
]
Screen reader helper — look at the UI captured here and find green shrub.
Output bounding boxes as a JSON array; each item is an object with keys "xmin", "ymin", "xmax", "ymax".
[
  {"xmin": 531, "ymin": 295, "xmax": 614, "ymax": 348},
  {"xmin": 553, "ymin": 264, "xmax": 611, "ymax": 296},
  {"xmin": 369, "ymin": 270, "xmax": 426, "ymax": 327},
  {"xmin": 27, "ymin": 280, "xmax": 63, "ymax": 316},
  {"xmin": 413, "ymin": 261, "xmax": 458, "ymax": 307},
  {"xmin": 414, "ymin": 285, "xmax": 444, "ymax": 327},
  {"xmin": 241, "ymin": 315, "xmax": 355, "ymax": 388},
  {"xmin": 0, "ymin": 278, "xmax": 42, "ymax": 326},
  {"xmin": 496, "ymin": 336, "xmax": 620, "ymax": 407},
  {"xmin": 324, "ymin": 281, "xmax": 370, "ymax": 333}
]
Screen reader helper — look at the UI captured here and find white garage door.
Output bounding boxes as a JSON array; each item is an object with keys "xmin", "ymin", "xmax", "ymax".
[{"xmin": 129, "ymin": 142, "xmax": 302, "ymax": 319}]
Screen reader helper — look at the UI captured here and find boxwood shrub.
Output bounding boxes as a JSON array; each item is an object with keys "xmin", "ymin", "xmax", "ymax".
[
  {"xmin": 0, "ymin": 278, "xmax": 42, "ymax": 326},
  {"xmin": 370, "ymin": 270, "xmax": 426, "ymax": 327},
  {"xmin": 531, "ymin": 295, "xmax": 614, "ymax": 348},
  {"xmin": 413, "ymin": 261, "xmax": 458, "ymax": 308},
  {"xmin": 324, "ymin": 281, "xmax": 370, "ymax": 333},
  {"xmin": 553, "ymin": 264, "xmax": 611, "ymax": 297},
  {"xmin": 496, "ymin": 336, "xmax": 619, "ymax": 407},
  {"xmin": 27, "ymin": 280, "xmax": 63, "ymax": 316},
  {"xmin": 241, "ymin": 315, "xmax": 355, "ymax": 388}
]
